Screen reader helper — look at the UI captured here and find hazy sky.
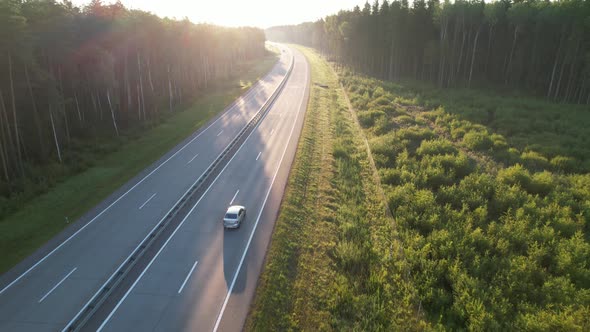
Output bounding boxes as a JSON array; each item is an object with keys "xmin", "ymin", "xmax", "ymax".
[{"xmin": 71, "ymin": 0, "xmax": 369, "ymax": 28}]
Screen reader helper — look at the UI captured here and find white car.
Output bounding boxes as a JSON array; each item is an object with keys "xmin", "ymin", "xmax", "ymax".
[{"xmin": 223, "ymin": 205, "xmax": 246, "ymax": 229}]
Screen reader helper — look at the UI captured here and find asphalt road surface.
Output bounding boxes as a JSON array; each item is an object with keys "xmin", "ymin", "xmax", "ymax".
[
  {"xmin": 90, "ymin": 46, "xmax": 309, "ymax": 332},
  {"xmin": 0, "ymin": 44, "xmax": 308, "ymax": 332}
]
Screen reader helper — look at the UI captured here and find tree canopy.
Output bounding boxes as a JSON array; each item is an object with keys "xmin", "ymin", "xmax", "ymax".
[
  {"xmin": 266, "ymin": 0, "xmax": 590, "ymax": 103},
  {"xmin": 0, "ymin": 0, "xmax": 265, "ymax": 192}
]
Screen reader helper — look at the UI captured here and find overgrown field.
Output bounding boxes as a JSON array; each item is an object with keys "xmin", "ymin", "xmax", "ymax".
[
  {"xmin": 0, "ymin": 52, "xmax": 277, "ymax": 274},
  {"xmin": 341, "ymin": 70, "xmax": 590, "ymax": 329},
  {"xmin": 247, "ymin": 48, "xmax": 426, "ymax": 330}
]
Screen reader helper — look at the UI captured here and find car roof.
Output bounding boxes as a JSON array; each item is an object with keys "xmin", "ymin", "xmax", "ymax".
[{"xmin": 226, "ymin": 205, "xmax": 244, "ymax": 214}]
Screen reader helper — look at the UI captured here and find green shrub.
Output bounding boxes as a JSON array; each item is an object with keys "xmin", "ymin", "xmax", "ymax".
[
  {"xmin": 398, "ymin": 127, "xmax": 435, "ymax": 142},
  {"xmin": 357, "ymin": 109, "xmax": 386, "ymax": 128},
  {"xmin": 417, "ymin": 139, "xmax": 457, "ymax": 156},
  {"xmin": 521, "ymin": 151, "xmax": 550, "ymax": 171},
  {"xmin": 489, "ymin": 184, "xmax": 530, "ymax": 219},
  {"xmin": 429, "ymin": 153, "xmax": 474, "ymax": 179},
  {"xmin": 550, "ymin": 156, "xmax": 578, "ymax": 173},
  {"xmin": 369, "ymin": 95, "xmax": 392, "ymax": 107},
  {"xmin": 498, "ymin": 164, "xmax": 532, "ymax": 188},
  {"xmin": 394, "ymin": 115, "xmax": 416, "ymax": 126},
  {"xmin": 378, "ymin": 104, "xmax": 397, "ymax": 115},
  {"xmin": 394, "ymin": 96, "xmax": 417, "ymax": 106},
  {"xmin": 334, "ymin": 240, "xmax": 369, "ymax": 276},
  {"xmin": 462, "ymin": 131, "xmax": 493, "ymax": 151},
  {"xmin": 491, "ymin": 133, "xmax": 509, "ymax": 151},
  {"xmin": 369, "ymin": 134, "xmax": 406, "ymax": 168},
  {"xmin": 437, "ymin": 173, "xmax": 495, "ymax": 210},
  {"xmin": 333, "ymin": 142, "xmax": 350, "ymax": 160},
  {"xmin": 493, "ymin": 147, "xmax": 521, "ymax": 166},
  {"xmin": 380, "ymin": 168, "xmax": 402, "ymax": 185},
  {"xmin": 422, "ymin": 164, "xmax": 453, "ymax": 190},
  {"xmin": 372, "ymin": 116, "xmax": 394, "ymax": 136},
  {"xmin": 371, "ymin": 86, "xmax": 385, "ymax": 99},
  {"xmin": 528, "ymin": 171, "xmax": 555, "ymax": 196},
  {"xmin": 450, "ymin": 126, "xmax": 467, "ymax": 140}
]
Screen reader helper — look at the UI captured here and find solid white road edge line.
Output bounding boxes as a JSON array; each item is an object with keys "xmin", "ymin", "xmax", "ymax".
[
  {"xmin": 187, "ymin": 153, "xmax": 199, "ymax": 164},
  {"xmin": 63, "ymin": 53, "xmax": 293, "ymax": 332},
  {"xmin": 0, "ymin": 68, "xmax": 273, "ymax": 297},
  {"xmin": 256, "ymin": 152, "xmax": 262, "ymax": 161},
  {"xmin": 96, "ymin": 64, "xmax": 294, "ymax": 331},
  {"xmin": 177, "ymin": 261, "xmax": 199, "ymax": 294},
  {"xmin": 213, "ymin": 59, "xmax": 307, "ymax": 332},
  {"xmin": 230, "ymin": 190, "xmax": 240, "ymax": 205},
  {"xmin": 138, "ymin": 193, "xmax": 157, "ymax": 210},
  {"xmin": 38, "ymin": 267, "xmax": 77, "ymax": 303}
]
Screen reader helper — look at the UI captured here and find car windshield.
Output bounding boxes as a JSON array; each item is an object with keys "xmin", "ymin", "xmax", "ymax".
[{"xmin": 225, "ymin": 213, "xmax": 238, "ymax": 220}]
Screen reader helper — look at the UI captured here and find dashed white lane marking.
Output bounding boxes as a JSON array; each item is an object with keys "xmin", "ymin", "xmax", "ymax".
[
  {"xmin": 177, "ymin": 261, "xmax": 199, "ymax": 294},
  {"xmin": 230, "ymin": 190, "xmax": 240, "ymax": 205},
  {"xmin": 256, "ymin": 152, "xmax": 261, "ymax": 161},
  {"xmin": 39, "ymin": 268, "xmax": 77, "ymax": 303},
  {"xmin": 187, "ymin": 153, "xmax": 199, "ymax": 164},
  {"xmin": 139, "ymin": 193, "xmax": 157, "ymax": 210},
  {"xmin": 217, "ymin": 130, "xmax": 223, "ymax": 137}
]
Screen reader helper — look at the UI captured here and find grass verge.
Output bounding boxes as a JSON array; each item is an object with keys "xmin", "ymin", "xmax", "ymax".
[
  {"xmin": 0, "ymin": 52, "xmax": 278, "ymax": 274},
  {"xmin": 246, "ymin": 47, "xmax": 426, "ymax": 330}
]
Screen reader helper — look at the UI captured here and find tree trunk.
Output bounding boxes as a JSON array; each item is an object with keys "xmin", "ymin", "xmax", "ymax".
[
  {"xmin": 8, "ymin": 54, "xmax": 23, "ymax": 175},
  {"xmin": 74, "ymin": 92, "xmax": 82, "ymax": 123},
  {"xmin": 91, "ymin": 90, "xmax": 98, "ymax": 118},
  {"xmin": 485, "ymin": 25, "xmax": 494, "ymax": 77},
  {"xmin": 97, "ymin": 90, "xmax": 104, "ymax": 121},
  {"xmin": 505, "ymin": 25, "xmax": 519, "ymax": 85},
  {"xmin": 168, "ymin": 65, "xmax": 173, "ymax": 112},
  {"xmin": 0, "ymin": 89, "xmax": 11, "ymax": 180},
  {"xmin": 147, "ymin": 55, "xmax": 155, "ymax": 92},
  {"xmin": 136, "ymin": 84, "xmax": 141, "ymax": 121},
  {"xmin": 456, "ymin": 26, "xmax": 467, "ymax": 78},
  {"xmin": 107, "ymin": 90, "xmax": 119, "ymax": 136},
  {"xmin": 25, "ymin": 64, "xmax": 46, "ymax": 157},
  {"xmin": 0, "ymin": 133, "xmax": 9, "ymax": 181},
  {"xmin": 137, "ymin": 53, "xmax": 146, "ymax": 121},
  {"xmin": 553, "ymin": 45, "xmax": 568, "ymax": 101},
  {"xmin": 0, "ymin": 89, "xmax": 15, "ymax": 154},
  {"xmin": 124, "ymin": 49, "xmax": 131, "ymax": 110},
  {"xmin": 563, "ymin": 38, "xmax": 581, "ymax": 103},
  {"xmin": 577, "ymin": 77, "xmax": 586, "ymax": 104},
  {"xmin": 547, "ymin": 28, "xmax": 565, "ymax": 98},
  {"xmin": 49, "ymin": 106, "xmax": 62, "ymax": 163},
  {"xmin": 468, "ymin": 26, "xmax": 481, "ymax": 88},
  {"xmin": 63, "ymin": 104, "xmax": 70, "ymax": 144},
  {"xmin": 57, "ymin": 67, "xmax": 70, "ymax": 144},
  {"xmin": 438, "ymin": 20, "xmax": 447, "ymax": 87}
]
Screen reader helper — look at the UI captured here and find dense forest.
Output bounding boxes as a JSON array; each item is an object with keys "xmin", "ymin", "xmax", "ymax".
[
  {"xmin": 0, "ymin": 0, "xmax": 265, "ymax": 202},
  {"xmin": 266, "ymin": 0, "xmax": 590, "ymax": 103}
]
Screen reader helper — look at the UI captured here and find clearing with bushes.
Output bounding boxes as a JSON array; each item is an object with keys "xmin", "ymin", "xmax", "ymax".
[
  {"xmin": 344, "ymin": 72, "xmax": 590, "ymax": 329},
  {"xmin": 249, "ymin": 47, "xmax": 590, "ymax": 330}
]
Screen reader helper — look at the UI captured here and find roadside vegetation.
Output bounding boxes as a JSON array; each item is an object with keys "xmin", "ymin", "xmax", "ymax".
[
  {"xmin": 339, "ymin": 70, "xmax": 590, "ymax": 329},
  {"xmin": 266, "ymin": 2, "xmax": 590, "ymax": 326},
  {"xmin": 247, "ymin": 47, "xmax": 426, "ymax": 330},
  {"xmin": 0, "ymin": 50, "xmax": 278, "ymax": 274}
]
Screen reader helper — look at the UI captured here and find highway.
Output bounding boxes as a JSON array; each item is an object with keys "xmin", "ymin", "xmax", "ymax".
[
  {"xmin": 91, "ymin": 47, "xmax": 309, "ymax": 331},
  {"xmin": 0, "ymin": 44, "xmax": 307, "ymax": 331}
]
